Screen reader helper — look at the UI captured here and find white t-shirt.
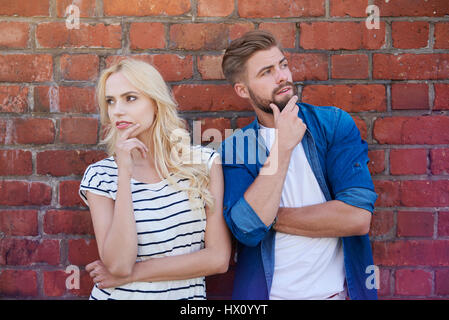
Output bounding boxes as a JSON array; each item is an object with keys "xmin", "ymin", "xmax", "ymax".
[{"xmin": 259, "ymin": 125, "xmax": 346, "ymax": 300}]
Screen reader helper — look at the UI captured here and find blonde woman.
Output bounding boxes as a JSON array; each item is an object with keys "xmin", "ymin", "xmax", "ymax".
[{"xmin": 79, "ymin": 59, "xmax": 231, "ymax": 300}]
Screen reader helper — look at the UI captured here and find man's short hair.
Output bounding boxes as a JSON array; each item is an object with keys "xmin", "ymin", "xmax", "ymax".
[{"xmin": 222, "ymin": 30, "xmax": 281, "ymax": 85}]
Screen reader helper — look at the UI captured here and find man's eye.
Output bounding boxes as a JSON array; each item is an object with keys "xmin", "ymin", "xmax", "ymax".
[{"xmin": 263, "ymin": 69, "xmax": 271, "ymax": 76}]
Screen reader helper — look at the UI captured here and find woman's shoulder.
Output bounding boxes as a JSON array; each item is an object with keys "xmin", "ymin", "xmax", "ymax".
[
  {"xmin": 191, "ymin": 145, "xmax": 219, "ymax": 167},
  {"xmin": 83, "ymin": 156, "xmax": 117, "ymax": 177}
]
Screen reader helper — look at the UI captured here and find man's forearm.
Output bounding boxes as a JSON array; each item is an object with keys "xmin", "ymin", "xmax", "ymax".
[
  {"xmin": 243, "ymin": 140, "xmax": 292, "ymax": 227},
  {"xmin": 274, "ymin": 200, "xmax": 372, "ymax": 237}
]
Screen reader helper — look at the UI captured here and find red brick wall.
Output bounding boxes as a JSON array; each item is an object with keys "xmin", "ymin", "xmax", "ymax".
[{"xmin": 1, "ymin": 0, "xmax": 448, "ymax": 299}]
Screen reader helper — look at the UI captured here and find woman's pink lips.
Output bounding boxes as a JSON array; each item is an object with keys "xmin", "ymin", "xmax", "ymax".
[{"xmin": 116, "ymin": 121, "xmax": 133, "ymax": 129}]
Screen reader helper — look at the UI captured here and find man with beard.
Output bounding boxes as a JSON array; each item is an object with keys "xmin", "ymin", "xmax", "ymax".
[{"xmin": 218, "ymin": 31, "xmax": 378, "ymax": 300}]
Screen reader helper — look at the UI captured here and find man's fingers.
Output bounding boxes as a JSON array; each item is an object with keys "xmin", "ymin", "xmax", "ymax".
[
  {"xmin": 269, "ymin": 103, "xmax": 280, "ymax": 122},
  {"xmin": 284, "ymin": 95, "xmax": 299, "ymax": 113}
]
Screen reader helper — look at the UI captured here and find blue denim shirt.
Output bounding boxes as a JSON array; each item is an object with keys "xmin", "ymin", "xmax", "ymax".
[{"xmin": 218, "ymin": 102, "xmax": 378, "ymax": 300}]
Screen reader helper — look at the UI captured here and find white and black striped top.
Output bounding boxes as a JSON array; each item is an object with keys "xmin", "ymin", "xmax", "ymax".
[{"xmin": 79, "ymin": 147, "xmax": 218, "ymax": 300}]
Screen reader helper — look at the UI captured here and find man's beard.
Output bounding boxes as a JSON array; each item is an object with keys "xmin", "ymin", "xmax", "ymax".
[{"xmin": 248, "ymin": 81, "xmax": 298, "ymax": 114}]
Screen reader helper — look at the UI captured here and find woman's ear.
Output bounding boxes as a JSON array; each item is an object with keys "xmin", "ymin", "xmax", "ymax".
[{"xmin": 233, "ymin": 82, "xmax": 249, "ymax": 99}]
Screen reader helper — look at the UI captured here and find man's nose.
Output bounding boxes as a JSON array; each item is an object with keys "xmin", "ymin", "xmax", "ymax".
[{"xmin": 275, "ymin": 68, "xmax": 288, "ymax": 83}]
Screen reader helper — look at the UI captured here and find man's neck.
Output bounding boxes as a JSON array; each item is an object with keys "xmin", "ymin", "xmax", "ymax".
[{"xmin": 254, "ymin": 107, "xmax": 275, "ymax": 128}]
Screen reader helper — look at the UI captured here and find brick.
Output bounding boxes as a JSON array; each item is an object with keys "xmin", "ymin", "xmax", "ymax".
[
  {"xmin": 372, "ymin": 240, "xmax": 449, "ymax": 266},
  {"xmin": 330, "ymin": 0, "xmax": 368, "ymax": 17},
  {"xmin": 397, "ymin": 211, "xmax": 434, "ymax": 237},
  {"xmin": 62, "ymin": 86, "xmax": 97, "ymax": 113},
  {"xmin": 60, "ymin": 117, "xmax": 98, "ymax": 145},
  {"xmin": 0, "ymin": 0, "xmax": 49, "ymax": 16},
  {"xmin": 43, "ymin": 270, "xmax": 67, "ymax": 297},
  {"xmin": 259, "ymin": 23, "xmax": 296, "ymax": 48},
  {"xmin": 173, "ymin": 84, "xmax": 251, "ymax": 112},
  {"xmin": 0, "ymin": 210, "xmax": 38, "ymax": 236},
  {"xmin": 60, "ymin": 54, "xmax": 99, "ymax": 81},
  {"xmin": 373, "ymin": 54, "xmax": 449, "ymax": 80},
  {"xmin": 0, "ymin": 270, "xmax": 38, "ymax": 297},
  {"xmin": 197, "ymin": 55, "xmax": 225, "ymax": 80},
  {"xmin": 236, "ymin": 117, "xmax": 256, "ymax": 128},
  {"xmin": 368, "ymin": 150, "xmax": 385, "ymax": 175},
  {"xmin": 378, "ymin": 267, "xmax": 391, "ymax": 297},
  {"xmin": 71, "ymin": 270, "xmax": 94, "ymax": 297},
  {"xmin": 193, "ymin": 118, "xmax": 232, "ymax": 145},
  {"xmin": 130, "ymin": 23, "xmax": 166, "ymax": 49},
  {"xmin": 44, "ymin": 210, "xmax": 94, "ymax": 235},
  {"xmin": 374, "ymin": 0, "xmax": 449, "ymax": 17},
  {"xmin": 198, "ymin": 0, "xmax": 234, "ymax": 17},
  {"xmin": 369, "ymin": 210, "xmax": 394, "ymax": 238},
  {"xmin": 0, "ymin": 181, "xmax": 52, "ymax": 206},
  {"xmin": 300, "ymin": 22, "xmax": 385, "ymax": 50},
  {"xmin": 33, "ymin": 86, "xmax": 56, "ymax": 113},
  {"xmin": 0, "ymin": 54, "xmax": 53, "ymax": 82},
  {"xmin": 395, "ymin": 269, "xmax": 432, "ymax": 296},
  {"xmin": 373, "ymin": 116, "xmax": 449, "ymax": 145},
  {"xmin": 37, "ymin": 150, "xmax": 106, "ymax": 177},
  {"xmin": 106, "ymin": 55, "xmax": 193, "ymax": 82},
  {"xmin": 0, "ymin": 22, "xmax": 29, "ymax": 48},
  {"xmin": 0, "ymin": 86, "xmax": 29, "ymax": 113},
  {"xmin": 434, "ymin": 84, "xmax": 449, "ymax": 110},
  {"xmin": 14, "ymin": 118, "xmax": 55, "ymax": 145},
  {"xmin": 369, "ymin": 211, "xmax": 394, "ymax": 237},
  {"xmin": 0, "ymin": 239, "xmax": 59, "ymax": 266},
  {"xmin": 0, "ymin": 150, "xmax": 32, "ymax": 176},
  {"xmin": 400, "ymin": 180, "xmax": 449, "ymax": 207},
  {"xmin": 439, "ymin": 212, "xmax": 449, "ymax": 237},
  {"xmin": 391, "ymin": 83, "xmax": 429, "ymax": 110},
  {"xmin": 59, "ymin": 180, "xmax": 86, "ymax": 207},
  {"xmin": 142, "ymin": 55, "xmax": 193, "ymax": 82},
  {"xmin": 435, "ymin": 269, "xmax": 449, "ymax": 295},
  {"xmin": 0, "ymin": 119, "xmax": 13, "ymax": 145},
  {"xmin": 331, "ymin": 54, "xmax": 369, "ymax": 79},
  {"xmin": 56, "ymin": 0, "xmax": 97, "ymax": 17},
  {"xmin": 352, "ymin": 116, "xmax": 367, "ymax": 141},
  {"xmin": 390, "ymin": 149, "xmax": 428, "ymax": 175},
  {"xmin": 36, "ymin": 23, "xmax": 121, "ymax": 48},
  {"xmin": 434, "ymin": 23, "xmax": 449, "ymax": 49},
  {"xmin": 206, "ymin": 270, "xmax": 235, "ymax": 298},
  {"xmin": 104, "ymin": 0, "xmax": 191, "ymax": 16},
  {"xmin": 430, "ymin": 149, "xmax": 449, "ymax": 175},
  {"xmin": 68, "ymin": 239, "xmax": 99, "ymax": 266},
  {"xmin": 373, "ymin": 180, "xmax": 400, "ymax": 207},
  {"xmin": 228, "ymin": 23, "xmax": 255, "ymax": 40},
  {"xmin": 170, "ymin": 24, "xmax": 230, "ymax": 50},
  {"xmin": 392, "ymin": 22, "xmax": 429, "ymax": 49},
  {"xmin": 238, "ymin": 0, "xmax": 325, "ymax": 17},
  {"xmin": 286, "ymin": 53, "xmax": 328, "ymax": 81},
  {"xmin": 301, "ymin": 84, "xmax": 386, "ymax": 112}
]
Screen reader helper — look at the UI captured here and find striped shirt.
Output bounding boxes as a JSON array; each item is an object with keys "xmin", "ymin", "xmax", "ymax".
[{"xmin": 79, "ymin": 147, "xmax": 218, "ymax": 300}]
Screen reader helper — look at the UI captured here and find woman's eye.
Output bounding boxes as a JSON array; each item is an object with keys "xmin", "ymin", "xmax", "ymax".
[
  {"xmin": 106, "ymin": 99, "xmax": 113, "ymax": 105},
  {"xmin": 127, "ymin": 95, "xmax": 137, "ymax": 102}
]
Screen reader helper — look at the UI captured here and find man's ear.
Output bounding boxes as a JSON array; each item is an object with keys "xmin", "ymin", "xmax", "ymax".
[{"xmin": 234, "ymin": 82, "xmax": 249, "ymax": 99}]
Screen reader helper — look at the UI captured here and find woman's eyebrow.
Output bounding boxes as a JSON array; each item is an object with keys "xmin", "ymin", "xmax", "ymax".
[{"xmin": 105, "ymin": 91, "xmax": 139, "ymax": 99}]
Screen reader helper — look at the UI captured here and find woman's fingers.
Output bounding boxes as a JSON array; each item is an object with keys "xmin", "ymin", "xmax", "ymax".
[{"xmin": 119, "ymin": 123, "xmax": 141, "ymax": 140}]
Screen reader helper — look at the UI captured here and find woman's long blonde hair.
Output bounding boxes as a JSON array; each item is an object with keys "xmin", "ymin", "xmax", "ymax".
[{"xmin": 96, "ymin": 58, "xmax": 214, "ymax": 216}]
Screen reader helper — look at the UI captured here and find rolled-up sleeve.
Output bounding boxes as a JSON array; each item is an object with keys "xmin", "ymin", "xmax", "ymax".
[
  {"xmin": 326, "ymin": 109, "xmax": 378, "ymax": 213},
  {"xmin": 220, "ymin": 159, "xmax": 273, "ymax": 247}
]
